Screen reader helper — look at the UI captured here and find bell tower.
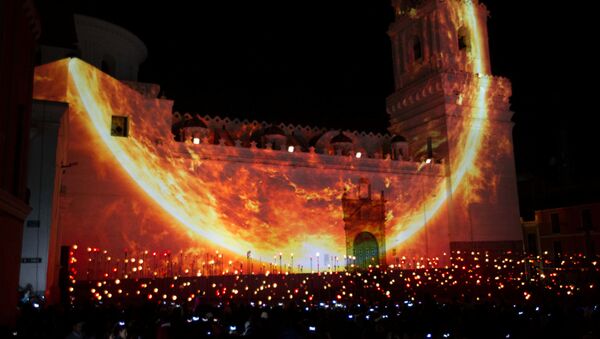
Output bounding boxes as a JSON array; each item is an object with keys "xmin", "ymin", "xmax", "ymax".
[{"xmin": 386, "ymin": 0, "xmax": 522, "ymax": 251}]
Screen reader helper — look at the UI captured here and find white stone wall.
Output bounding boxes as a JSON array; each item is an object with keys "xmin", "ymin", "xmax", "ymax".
[{"xmin": 74, "ymin": 14, "xmax": 147, "ymax": 81}]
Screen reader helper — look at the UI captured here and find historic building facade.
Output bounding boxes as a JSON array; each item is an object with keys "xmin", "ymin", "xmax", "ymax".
[
  {"xmin": 523, "ymin": 203, "xmax": 599, "ymax": 259},
  {"xmin": 26, "ymin": 0, "xmax": 523, "ymax": 301}
]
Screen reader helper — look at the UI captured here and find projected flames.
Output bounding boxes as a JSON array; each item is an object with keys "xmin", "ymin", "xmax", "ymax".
[{"xmin": 33, "ymin": 1, "xmax": 514, "ymax": 269}]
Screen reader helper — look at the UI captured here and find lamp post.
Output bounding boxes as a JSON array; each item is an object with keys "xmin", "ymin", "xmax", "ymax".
[
  {"xmin": 316, "ymin": 252, "xmax": 320, "ymax": 274},
  {"xmin": 279, "ymin": 252, "xmax": 282, "ymax": 274},
  {"xmin": 418, "ymin": 159, "xmax": 431, "ymax": 259},
  {"xmin": 290, "ymin": 253, "xmax": 294, "ymax": 273},
  {"xmin": 422, "ymin": 178, "xmax": 428, "ymax": 258}
]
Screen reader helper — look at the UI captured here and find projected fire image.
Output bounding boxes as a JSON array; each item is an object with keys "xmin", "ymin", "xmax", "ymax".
[{"xmin": 33, "ymin": 0, "xmax": 521, "ymax": 275}]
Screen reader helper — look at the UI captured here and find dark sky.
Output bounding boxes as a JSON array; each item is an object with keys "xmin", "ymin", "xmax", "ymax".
[{"xmin": 40, "ymin": 1, "xmax": 597, "ymax": 210}]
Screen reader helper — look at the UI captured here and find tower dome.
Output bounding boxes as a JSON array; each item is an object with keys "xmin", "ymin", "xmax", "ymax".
[
  {"xmin": 179, "ymin": 114, "xmax": 208, "ymax": 143},
  {"xmin": 330, "ymin": 131, "xmax": 353, "ymax": 144},
  {"xmin": 390, "ymin": 134, "xmax": 407, "ymax": 143},
  {"xmin": 263, "ymin": 124, "xmax": 287, "ymax": 150},
  {"xmin": 263, "ymin": 124, "xmax": 286, "ymax": 137},
  {"xmin": 330, "ymin": 131, "xmax": 353, "ymax": 155}
]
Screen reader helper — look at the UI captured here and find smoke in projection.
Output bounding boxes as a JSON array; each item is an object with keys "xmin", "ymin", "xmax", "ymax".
[{"xmin": 32, "ymin": 1, "xmax": 514, "ymax": 272}]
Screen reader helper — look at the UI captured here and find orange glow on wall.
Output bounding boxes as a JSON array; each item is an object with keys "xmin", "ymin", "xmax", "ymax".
[{"xmin": 33, "ymin": 1, "xmax": 520, "ymax": 271}]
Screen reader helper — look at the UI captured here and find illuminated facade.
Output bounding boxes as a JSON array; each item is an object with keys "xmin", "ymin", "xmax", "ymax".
[
  {"xmin": 387, "ymin": 0, "xmax": 522, "ymax": 251},
  {"xmin": 26, "ymin": 0, "xmax": 523, "ymax": 297},
  {"xmin": 522, "ymin": 203, "xmax": 599, "ymax": 258},
  {"xmin": 342, "ymin": 178, "xmax": 387, "ymax": 268}
]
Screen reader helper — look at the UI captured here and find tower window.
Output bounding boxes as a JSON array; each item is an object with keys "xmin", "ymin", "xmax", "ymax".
[
  {"xmin": 111, "ymin": 116, "xmax": 129, "ymax": 137},
  {"xmin": 457, "ymin": 26, "xmax": 470, "ymax": 51},
  {"xmin": 397, "ymin": 45, "xmax": 405, "ymax": 73},
  {"xmin": 412, "ymin": 36, "xmax": 423, "ymax": 62}
]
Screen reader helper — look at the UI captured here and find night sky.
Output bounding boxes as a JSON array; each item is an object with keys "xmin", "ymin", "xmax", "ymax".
[{"xmin": 38, "ymin": 1, "xmax": 597, "ymax": 213}]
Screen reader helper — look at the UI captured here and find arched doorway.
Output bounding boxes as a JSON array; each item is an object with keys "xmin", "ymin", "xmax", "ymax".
[{"xmin": 354, "ymin": 232, "xmax": 379, "ymax": 269}]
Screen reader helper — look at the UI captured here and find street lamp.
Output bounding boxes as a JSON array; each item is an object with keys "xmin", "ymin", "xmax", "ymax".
[
  {"xmin": 316, "ymin": 252, "xmax": 320, "ymax": 273},
  {"xmin": 418, "ymin": 159, "xmax": 431, "ymax": 259}
]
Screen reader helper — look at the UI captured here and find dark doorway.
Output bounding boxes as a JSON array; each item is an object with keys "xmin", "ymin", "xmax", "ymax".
[{"xmin": 354, "ymin": 232, "xmax": 379, "ymax": 268}]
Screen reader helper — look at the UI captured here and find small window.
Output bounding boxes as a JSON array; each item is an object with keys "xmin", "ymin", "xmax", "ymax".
[
  {"xmin": 551, "ymin": 213, "xmax": 560, "ymax": 233},
  {"xmin": 111, "ymin": 116, "xmax": 129, "ymax": 137},
  {"xmin": 582, "ymin": 209, "xmax": 593, "ymax": 229},
  {"xmin": 426, "ymin": 137, "xmax": 433, "ymax": 159},
  {"xmin": 457, "ymin": 26, "xmax": 470, "ymax": 51},
  {"xmin": 413, "ymin": 36, "xmax": 423, "ymax": 62}
]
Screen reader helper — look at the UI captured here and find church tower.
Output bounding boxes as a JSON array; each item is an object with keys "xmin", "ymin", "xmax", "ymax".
[
  {"xmin": 386, "ymin": 0, "xmax": 523, "ymax": 251},
  {"xmin": 342, "ymin": 178, "xmax": 387, "ymax": 269}
]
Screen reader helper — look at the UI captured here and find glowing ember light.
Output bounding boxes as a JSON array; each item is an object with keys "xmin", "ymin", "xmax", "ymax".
[
  {"xmin": 287, "ymin": 145, "xmax": 294, "ymax": 153},
  {"xmin": 355, "ymin": 152, "xmax": 362, "ymax": 159},
  {"xmin": 193, "ymin": 137, "xmax": 201, "ymax": 144}
]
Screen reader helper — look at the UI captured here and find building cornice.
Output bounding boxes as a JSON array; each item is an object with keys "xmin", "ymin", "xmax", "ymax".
[{"xmin": 177, "ymin": 142, "xmax": 445, "ymax": 177}]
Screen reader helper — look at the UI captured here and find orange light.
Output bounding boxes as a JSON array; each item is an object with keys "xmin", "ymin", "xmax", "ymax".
[{"xmin": 33, "ymin": 0, "xmax": 504, "ymax": 267}]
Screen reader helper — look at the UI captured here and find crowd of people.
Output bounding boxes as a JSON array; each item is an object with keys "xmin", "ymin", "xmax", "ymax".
[{"xmin": 8, "ymin": 252, "xmax": 600, "ymax": 338}]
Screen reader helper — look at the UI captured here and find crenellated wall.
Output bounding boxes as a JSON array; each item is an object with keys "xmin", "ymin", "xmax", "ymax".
[{"xmin": 172, "ymin": 112, "xmax": 415, "ymax": 161}]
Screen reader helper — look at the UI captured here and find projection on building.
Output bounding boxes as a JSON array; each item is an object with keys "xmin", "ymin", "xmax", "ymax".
[{"xmin": 33, "ymin": 0, "xmax": 522, "ymax": 275}]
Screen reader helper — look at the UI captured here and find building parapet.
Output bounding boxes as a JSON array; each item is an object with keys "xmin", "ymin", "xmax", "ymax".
[{"xmin": 175, "ymin": 140, "xmax": 445, "ymax": 177}]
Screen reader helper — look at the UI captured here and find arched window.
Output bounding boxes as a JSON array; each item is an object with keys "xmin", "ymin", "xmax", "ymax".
[
  {"xmin": 412, "ymin": 36, "xmax": 423, "ymax": 62},
  {"xmin": 457, "ymin": 26, "xmax": 470, "ymax": 51}
]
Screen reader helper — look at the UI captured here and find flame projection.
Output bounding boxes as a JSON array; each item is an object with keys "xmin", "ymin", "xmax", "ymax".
[{"xmin": 33, "ymin": 1, "xmax": 519, "ymax": 271}]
